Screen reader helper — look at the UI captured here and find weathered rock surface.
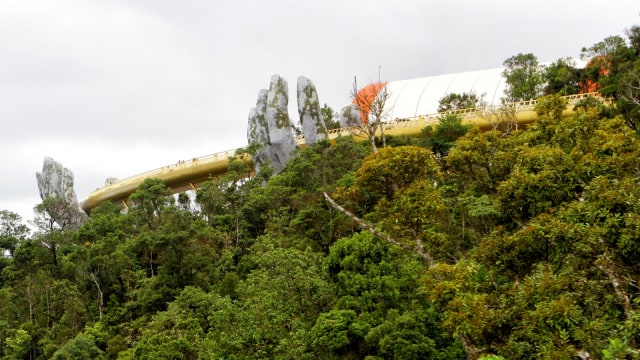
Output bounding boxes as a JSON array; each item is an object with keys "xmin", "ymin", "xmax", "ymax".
[
  {"xmin": 247, "ymin": 89, "xmax": 270, "ymax": 146},
  {"xmin": 36, "ymin": 157, "xmax": 87, "ymax": 230},
  {"xmin": 247, "ymin": 75, "xmax": 299, "ymax": 175},
  {"xmin": 297, "ymin": 76, "xmax": 327, "ymax": 145},
  {"xmin": 265, "ymin": 75, "xmax": 299, "ymax": 173},
  {"xmin": 339, "ymin": 104, "xmax": 362, "ymax": 128},
  {"xmin": 247, "ymin": 89, "xmax": 272, "ymax": 173}
]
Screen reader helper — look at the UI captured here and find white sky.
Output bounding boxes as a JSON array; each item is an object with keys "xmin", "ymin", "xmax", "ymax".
[{"xmin": 1, "ymin": 0, "xmax": 638, "ymax": 224}]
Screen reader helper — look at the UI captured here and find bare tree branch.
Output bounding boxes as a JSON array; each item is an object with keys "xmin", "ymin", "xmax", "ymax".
[
  {"xmin": 323, "ymin": 192, "xmax": 434, "ymax": 267},
  {"xmin": 350, "ymin": 75, "xmax": 391, "ymax": 153},
  {"xmin": 458, "ymin": 334, "xmax": 483, "ymax": 360},
  {"xmin": 595, "ymin": 252, "xmax": 633, "ymax": 319},
  {"xmin": 89, "ymin": 270, "xmax": 104, "ymax": 321},
  {"xmin": 478, "ymin": 102, "xmax": 519, "ymax": 134},
  {"xmin": 620, "ymin": 68, "xmax": 640, "ymax": 130}
]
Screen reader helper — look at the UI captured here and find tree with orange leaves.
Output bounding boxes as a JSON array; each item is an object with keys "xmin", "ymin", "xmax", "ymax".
[{"xmin": 351, "ymin": 75, "xmax": 390, "ymax": 153}]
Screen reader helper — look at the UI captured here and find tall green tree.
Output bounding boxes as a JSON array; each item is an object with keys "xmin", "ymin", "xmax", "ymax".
[
  {"xmin": 579, "ymin": 29, "xmax": 640, "ymax": 132},
  {"xmin": 133, "ymin": 287, "xmax": 228, "ymax": 359},
  {"xmin": 230, "ymin": 243, "xmax": 334, "ymax": 358},
  {"xmin": 420, "ymin": 113, "xmax": 471, "ymax": 160},
  {"xmin": 321, "ymin": 103, "xmax": 341, "ymax": 130},
  {"xmin": 543, "ymin": 57, "xmax": 583, "ymax": 95},
  {"xmin": 437, "ymin": 92, "xmax": 483, "ymax": 112},
  {"xmin": 316, "ymin": 232, "xmax": 461, "ymax": 358},
  {"xmin": 32, "ymin": 196, "xmax": 84, "ymax": 267},
  {"xmin": 128, "ymin": 178, "xmax": 172, "ymax": 231},
  {"xmin": 618, "ymin": 59, "xmax": 640, "ymax": 130},
  {"xmin": 502, "ymin": 53, "xmax": 545, "ymax": 102},
  {"xmin": 0, "ymin": 210, "xmax": 29, "ymax": 258}
]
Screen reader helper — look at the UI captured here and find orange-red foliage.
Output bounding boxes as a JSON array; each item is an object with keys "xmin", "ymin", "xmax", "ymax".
[
  {"xmin": 580, "ymin": 56, "xmax": 611, "ymax": 93},
  {"xmin": 353, "ymin": 82, "xmax": 387, "ymax": 124}
]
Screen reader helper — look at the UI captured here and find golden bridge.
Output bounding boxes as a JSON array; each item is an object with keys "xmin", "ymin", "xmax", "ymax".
[{"xmin": 80, "ymin": 93, "xmax": 599, "ymax": 213}]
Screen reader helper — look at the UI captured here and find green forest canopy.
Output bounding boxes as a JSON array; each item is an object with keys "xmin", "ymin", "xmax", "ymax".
[{"xmin": 1, "ymin": 23, "xmax": 640, "ymax": 360}]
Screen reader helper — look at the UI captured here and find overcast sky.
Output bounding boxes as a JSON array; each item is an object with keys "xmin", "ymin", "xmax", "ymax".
[{"xmin": 1, "ymin": 0, "xmax": 638, "ymax": 223}]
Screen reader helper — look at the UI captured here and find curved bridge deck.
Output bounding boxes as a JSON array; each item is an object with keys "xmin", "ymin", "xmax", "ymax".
[
  {"xmin": 81, "ymin": 93, "xmax": 599, "ymax": 213},
  {"xmin": 81, "ymin": 151, "xmax": 252, "ymax": 212}
]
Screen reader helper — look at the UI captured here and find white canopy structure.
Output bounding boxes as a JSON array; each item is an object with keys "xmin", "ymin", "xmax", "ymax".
[
  {"xmin": 383, "ymin": 67, "xmax": 507, "ymax": 120},
  {"xmin": 379, "ymin": 59, "xmax": 585, "ymax": 120}
]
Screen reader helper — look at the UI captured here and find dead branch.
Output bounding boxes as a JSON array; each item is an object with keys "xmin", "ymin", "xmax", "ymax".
[
  {"xmin": 323, "ymin": 192, "xmax": 434, "ymax": 267},
  {"xmin": 458, "ymin": 334, "xmax": 483, "ymax": 360},
  {"xmin": 595, "ymin": 252, "xmax": 633, "ymax": 319}
]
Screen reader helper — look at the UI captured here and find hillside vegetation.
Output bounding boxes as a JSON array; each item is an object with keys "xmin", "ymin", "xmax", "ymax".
[{"xmin": 2, "ymin": 24, "xmax": 640, "ymax": 359}]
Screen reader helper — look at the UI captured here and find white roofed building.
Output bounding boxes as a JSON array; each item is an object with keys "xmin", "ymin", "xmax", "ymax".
[
  {"xmin": 354, "ymin": 59, "xmax": 588, "ymax": 121},
  {"xmin": 383, "ymin": 67, "xmax": 507, "ymax": 119}
]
